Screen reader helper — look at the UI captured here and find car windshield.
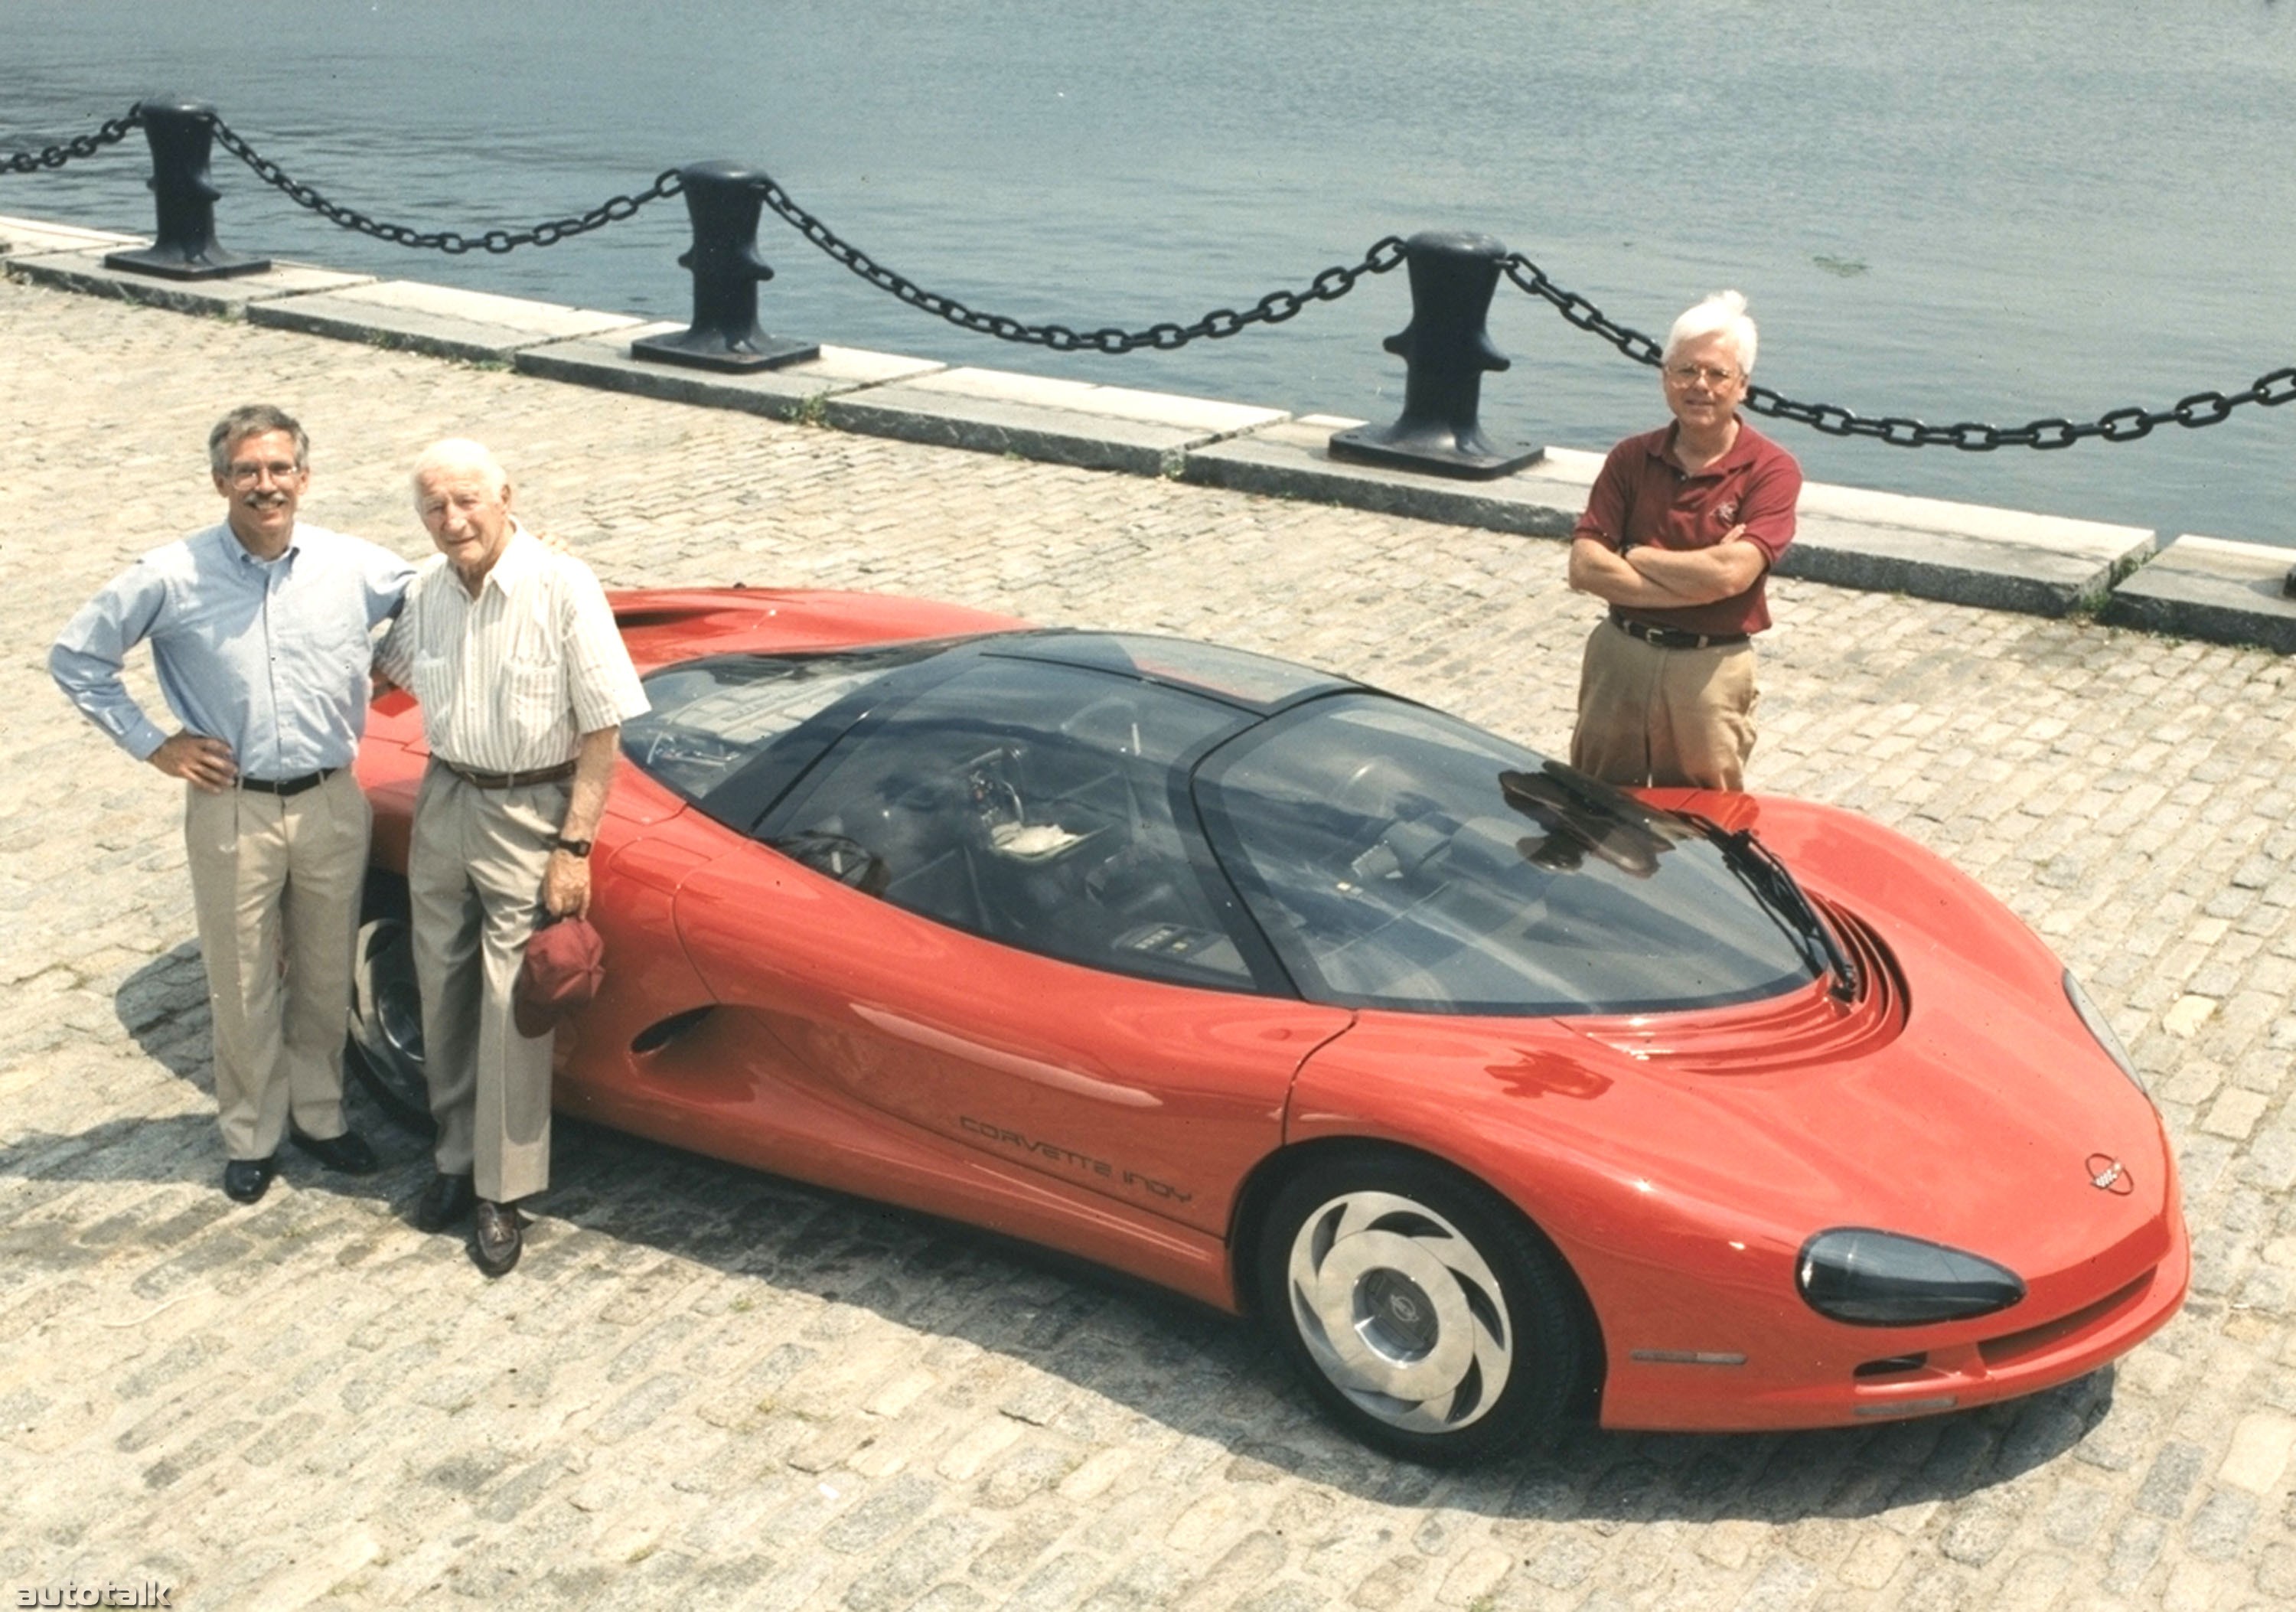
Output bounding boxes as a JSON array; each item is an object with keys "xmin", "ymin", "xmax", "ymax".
[
  {"xmin": 1195, "ymin": 695, "xmax": 1818, "ymax": 1015},
  {"xmin": 621, "ymin": 641, "xmax": 951, "ymax": 804}
]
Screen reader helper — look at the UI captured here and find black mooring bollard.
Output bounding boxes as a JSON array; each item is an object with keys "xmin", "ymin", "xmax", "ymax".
[
  {"xmin": 1329, "ymin": 231, "xmax": 1539, "ymax": 480},
  {"xmin": 103, "ymin": 100, "xmax": 271, "ymax": 282},
  {"xmin": 631, "ymin": 161, "xmax": 819, "ymax": 374}
]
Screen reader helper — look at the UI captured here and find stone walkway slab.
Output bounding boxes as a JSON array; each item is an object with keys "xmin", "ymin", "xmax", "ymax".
[
  {"xmin": 820, "ymin": 367, "xmax": 1287, "ymax": 477},
  {"xmin": 0, "ymin": 212, "xmax": 139, "ymax": 255},
  {"xmin": 246, "ymin": 279, "xmax": 644, "ymax": 363},
  {"xmin": 1183, "ymin": 415, "xmax": 1583, "ymax": 537},
  {"xmin": 516, "ymin": 321, "xmax": 945, "ymax": 420},
  {"xmin": 2105, "ymin": 533, "xmax": 2296, "ymax": 652},
  {"xmin": 5, "ymin": 248, "xmax": 374, "ymax": 317}
]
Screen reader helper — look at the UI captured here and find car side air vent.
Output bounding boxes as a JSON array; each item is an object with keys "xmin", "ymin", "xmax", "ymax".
[{"xmin": 631, "ymin": 1006, "xmax": 716, "ymax": 1056}]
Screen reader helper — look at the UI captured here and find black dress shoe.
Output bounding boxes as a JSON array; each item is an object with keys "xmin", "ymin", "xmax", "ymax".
[
  {"xmin": 289, "ymin": 1127, "xmax": 380, "ymax": 1175},
  {"xmin": 471, "ymin": 1199, "xmax": 524, "ymax": 1278},
  {"xmin": 223, "ymin": 1156, "xmax": 278, "ymax": 1203},
  {"xmin": 415, "ymin": 1171, "xmax": 476, "ymax": 1232}
]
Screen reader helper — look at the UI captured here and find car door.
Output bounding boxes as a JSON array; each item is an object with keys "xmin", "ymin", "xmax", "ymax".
[{"xmin": 674, "ymin": 656, "xmax": 1351, "ymax": 1236}]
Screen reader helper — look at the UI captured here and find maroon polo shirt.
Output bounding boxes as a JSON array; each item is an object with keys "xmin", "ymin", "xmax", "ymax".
[{"xmin": 1573, "ymin": 418, "xmax": 1802, "ymax": 637}]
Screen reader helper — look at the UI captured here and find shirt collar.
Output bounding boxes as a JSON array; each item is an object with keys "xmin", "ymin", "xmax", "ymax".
[
  {"xmin": 1649, "ymin": 417, "xmax": 1762, "ymax": 479},
  {"xmin": 479, "ymin": 521, "xmax": 540, "ymax": 598},
  {"xmin": 218, "ymin": 520, "xmax": 302, "ymax": 568}
]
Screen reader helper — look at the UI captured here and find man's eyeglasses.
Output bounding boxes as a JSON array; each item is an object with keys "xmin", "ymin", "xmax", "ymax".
[
  {"xmin": 224, "ymin": 458, "xmax": 304, "ymax": 486},
  {"xmin": 1664, "ymin": 363, "xmax": 1741, "ymax": 387}
]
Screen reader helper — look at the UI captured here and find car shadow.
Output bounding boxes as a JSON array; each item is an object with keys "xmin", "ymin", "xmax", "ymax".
[
  {"xmin": 90, "ymin": 954, "xmax": 2112, "ymax": 1518},
  {"xmin": 527, "ymin": 1117, "xmax": 2117, "ymax": 1520}
]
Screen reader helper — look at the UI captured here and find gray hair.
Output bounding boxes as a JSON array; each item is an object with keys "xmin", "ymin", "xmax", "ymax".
[
  {"xmin": 409, "ymin": 437, "xmax": 511, "ymax": 501},
  {"xmin": 208, "ymin": 404, "xmax": 309, "ymax": 476},
  {"xmin": 1665, "ymin": 290, "xmax": 1759, "ymax": 376}
]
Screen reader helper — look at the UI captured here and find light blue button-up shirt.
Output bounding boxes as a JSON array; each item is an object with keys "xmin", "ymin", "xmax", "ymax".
[{"xmin": 50, "ymin": 521, "xmax": 417, "ymax": 778}]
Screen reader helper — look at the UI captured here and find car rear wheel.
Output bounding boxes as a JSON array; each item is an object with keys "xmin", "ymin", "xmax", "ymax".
[
  {"xmin": 347, "ymin": 876, "xmax": 435, "ymax": 1137},
  {"xmin": 1255, "ymin": 1150, "xmax": 1591, "ymax": 1463}
]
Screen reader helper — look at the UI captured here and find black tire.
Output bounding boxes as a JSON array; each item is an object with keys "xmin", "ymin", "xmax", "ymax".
[
  {"xmin": 1254, "ymin": 1148, "xmax": 1593, "ymax": 1464},
  {"xmin": 346, "ymin": 875, "xmax": 436, "ymax": 1138}
]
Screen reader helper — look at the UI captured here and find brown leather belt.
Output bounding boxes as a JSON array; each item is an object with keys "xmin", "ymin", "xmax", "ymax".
[
  {"xmin": 239, "ymin": 768, "xmax": 338, "ymax": 796},
  {"xmin": 1611, "ymin": 612, "xmax": 1750, "ymax": 651},
  {"xmin": 436, "ymin": 759, "xmax": 577, "ymax": 791}
]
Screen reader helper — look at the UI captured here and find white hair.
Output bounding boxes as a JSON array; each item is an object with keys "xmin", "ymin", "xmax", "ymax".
[
  {"xmin": 409, "ymin": 437, "xmax": 510, "ymax": 501},
  {"xmin": 1665, "ymin": 290, "xmax": 1758, "ymax": 376}
]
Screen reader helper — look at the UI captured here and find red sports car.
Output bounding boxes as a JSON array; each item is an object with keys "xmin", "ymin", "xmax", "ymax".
[{"xmin": 348, "ymin": 587, "xmax": 2187, "ymax": 1463}]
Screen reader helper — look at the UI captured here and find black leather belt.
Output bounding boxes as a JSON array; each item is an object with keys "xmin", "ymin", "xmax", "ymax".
[
  {"xmin": 437, "ymin": 759, "xmax": 578, "ymax": 791},
  {"xmin": 1612, "ymin": 613, "xmax": 1750, "ymax": 651},
  {"xmin": 239, "ymin": 768, "xmax": 338, "ymax": 796}
]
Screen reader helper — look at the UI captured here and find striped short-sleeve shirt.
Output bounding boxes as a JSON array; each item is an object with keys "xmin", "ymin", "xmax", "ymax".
[{"xmin": 377, "ymin": 526, "xmax": 647, "ymax": 773}]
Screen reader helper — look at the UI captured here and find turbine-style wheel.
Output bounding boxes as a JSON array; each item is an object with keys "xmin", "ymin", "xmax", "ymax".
[
  {"xmin": 347, "ymin": 880, "xmax": 435, "ymax": 1137},
  {"xmin": 1257, "ymin": 1151, "xmax": 1590, "ymax": 1462}
]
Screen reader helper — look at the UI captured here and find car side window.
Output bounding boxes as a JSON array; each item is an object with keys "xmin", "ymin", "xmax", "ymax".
[{"xmin": 765, "ymin": 660, "xmax": 1256, "ymax": 987}]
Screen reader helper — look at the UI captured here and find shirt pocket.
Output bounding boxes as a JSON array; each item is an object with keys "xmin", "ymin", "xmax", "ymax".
[
  {"xmin": 285, "ymin": 609, "xmax": 371, "ymax": 676},
  {"xmin": 505, "ymin": 657, "xmax": 567, "ymax": 725}
]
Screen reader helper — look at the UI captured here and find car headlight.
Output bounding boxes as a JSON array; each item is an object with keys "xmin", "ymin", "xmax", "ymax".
[
  {"xmin": 1797, "ymin": 1228, "xmax": 2025, "ymax": 1326},
  {"xmin": 2064, "ymin": 969, "xmax": 2148, "ymax": 1095}
]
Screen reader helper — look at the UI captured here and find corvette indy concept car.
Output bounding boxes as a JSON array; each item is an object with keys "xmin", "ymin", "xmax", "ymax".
[{"xmin": 348, "ymin": 587, "xmax": 2187, "ymax": 1462}]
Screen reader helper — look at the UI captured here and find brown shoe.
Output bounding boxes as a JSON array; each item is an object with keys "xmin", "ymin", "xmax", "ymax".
[{"xmin": 471, "ymin": 1199, "xmax": 523, "ymax": 1278}]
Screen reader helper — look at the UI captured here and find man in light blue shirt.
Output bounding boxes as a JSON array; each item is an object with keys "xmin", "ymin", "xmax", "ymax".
[{"xmin": 51, "ymin": 406, "xmax": 416, "ymax": 1203}]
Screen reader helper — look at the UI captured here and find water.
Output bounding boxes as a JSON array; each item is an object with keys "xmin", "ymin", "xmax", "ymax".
[{"xmin": 7, "ymin": 1, "xmax": 2295, "ymax": 546}]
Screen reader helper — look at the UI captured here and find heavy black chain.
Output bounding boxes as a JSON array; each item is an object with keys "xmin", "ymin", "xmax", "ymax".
[
  {"xmin": 1, "ymin": 106, "xmax": 143, "ymax": 174},
  {"xmin": 206, "ymin": 114, "xmax": 683, "ymax": 254},
  {"xmin": 1503, "ymin": 253, "xmax": 2296, "ymax": 450},
  {"xmin": 752, "ymin": 174, "xmax": 1407, "ymax": 353}
]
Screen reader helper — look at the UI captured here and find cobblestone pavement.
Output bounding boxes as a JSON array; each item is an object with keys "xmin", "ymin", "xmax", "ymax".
[{"xmin": 3, "ymin": 272, "xmax": 2294, "ymax": 1612}]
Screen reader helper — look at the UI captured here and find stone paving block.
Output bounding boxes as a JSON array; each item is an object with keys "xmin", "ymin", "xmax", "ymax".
[
  {"xmin": 245, "ymin": 277, "xmax": 644, "ymax": 362},
  {"xmin": 4, "ymin": 248, "xmax": 375, "ymax": 317},
  {"xmin": 2106, "ymin": 533, "xmax": 2296, "ymax": 654},
  {"xmin": 515, "ymin": 322, "xmax": 945, "ymax": 421},
  {"xmin": 820, "ymin": 366, "xmax": 1285, "ymax": 476}
]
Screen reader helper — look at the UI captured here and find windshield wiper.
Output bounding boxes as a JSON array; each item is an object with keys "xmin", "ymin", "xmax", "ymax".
[{"xmin": 1687, "ymin": 817, "xmax": 1860, "ymax": 1002}]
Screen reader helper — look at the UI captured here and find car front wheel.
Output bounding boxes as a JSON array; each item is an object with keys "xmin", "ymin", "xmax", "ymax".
[
  {"xmin": 347, "ymin": 877, "xmax": 435, "ymax": 1137},
  {"xmin": 1255, "ymin": 1150, "xmax": 1593, "ymax": 1463}
]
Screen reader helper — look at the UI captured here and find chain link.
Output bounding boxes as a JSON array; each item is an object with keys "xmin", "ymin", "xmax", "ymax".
[
  {"xmin": 750, "ymin": 173, "xmax": 1406, "ymax": 354},
  {"xmin": 1503, "ymin": 252, "xmax": 2296, "ymax": 451},
  {"xmin": 203, "ymin": 113, "xmax": 682, "ymax": 254},
  {"xmin": 15, "ymin": 106, "xmax": 2288, "ymax": 440},
  {"xmin": 1, "ymin": 105, "xmax": 144, "ymax": 175}
]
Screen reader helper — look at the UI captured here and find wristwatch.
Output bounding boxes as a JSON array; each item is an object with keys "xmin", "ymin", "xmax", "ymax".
[{"xmin": 550, "ymin": 835, "xmax": 592, "ymax": 857}]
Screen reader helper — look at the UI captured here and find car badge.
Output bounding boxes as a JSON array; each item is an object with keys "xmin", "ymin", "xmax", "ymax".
[{"xmin": 2086, "ymin": 1154, "xmax": 2133, "ymax": 1195}]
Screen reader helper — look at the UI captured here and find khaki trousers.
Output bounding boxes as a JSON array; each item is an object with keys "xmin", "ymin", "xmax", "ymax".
[
  {"xmin": 1569, "ymin": 618, "xmax": 1760, "ymax": 791},
  {"xmin": 409, "ymin": 763, "xmax": 563, "ymax": 1203},
  {"xmin": 183, "ymin": 768, "xmax": 370, "ymax": 1160}
]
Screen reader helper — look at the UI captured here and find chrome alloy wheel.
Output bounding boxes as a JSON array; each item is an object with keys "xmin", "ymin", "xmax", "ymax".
[
  {"xmin": 348, "ymin": 913, "xmax": 432, "ymax": 1134},
  {"xmin": 1284, "ymin": 1189, "xmax": 1514, "ymax": 1434}
]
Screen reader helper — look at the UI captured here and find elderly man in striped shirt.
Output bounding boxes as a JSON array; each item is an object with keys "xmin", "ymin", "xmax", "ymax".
[{"xmin": 377, "ymin": 439, "xmax": 647, "ymax": 1276}]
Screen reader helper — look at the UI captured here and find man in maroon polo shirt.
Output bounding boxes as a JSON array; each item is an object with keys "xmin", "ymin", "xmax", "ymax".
[{"xmin": 1565, "ymin": 289, "xmax": 1800, "ymax": 791}]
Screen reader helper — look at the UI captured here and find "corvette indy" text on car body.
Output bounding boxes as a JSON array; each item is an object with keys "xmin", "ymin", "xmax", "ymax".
[{"xmin": 348, "ymin": 588, "xmax": 2187, "ymax": 1463}]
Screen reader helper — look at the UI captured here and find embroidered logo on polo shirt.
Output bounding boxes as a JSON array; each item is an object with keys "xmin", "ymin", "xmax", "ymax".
[{"xmin": 1714, "ymin": 498, "xmax": 1740, "ymax": 526}]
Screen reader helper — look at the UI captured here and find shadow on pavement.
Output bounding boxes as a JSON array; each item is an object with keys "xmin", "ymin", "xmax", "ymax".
[{"xmin": 77, "ymin": 951, "xmax": 2113, "ymax": 1520}]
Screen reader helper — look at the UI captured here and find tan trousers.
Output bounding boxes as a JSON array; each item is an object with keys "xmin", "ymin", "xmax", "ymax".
[
  {"xmin": 1569, "ymin": 618, "xmax": 1760, "ymax": 791},
  {"xmin": 409, "ymin": 763, "xmax": 563, "ymax": 1203},
  {"xmin": 184, "ymin": 768, "xmax": 370, "ymax": 1160}
]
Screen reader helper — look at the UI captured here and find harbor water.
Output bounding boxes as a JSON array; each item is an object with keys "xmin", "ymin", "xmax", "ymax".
[{"xmin": 5, "ymin": 0, "xmax": 2294, "ymax": 547}]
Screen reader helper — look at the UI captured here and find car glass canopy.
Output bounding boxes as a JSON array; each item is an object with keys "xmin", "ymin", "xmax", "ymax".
[{"xmin": 1194, "ymin": 694, "xmax": 1818, "ymax": 1016}]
